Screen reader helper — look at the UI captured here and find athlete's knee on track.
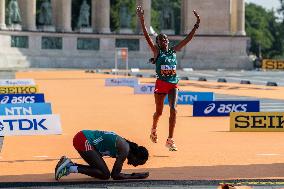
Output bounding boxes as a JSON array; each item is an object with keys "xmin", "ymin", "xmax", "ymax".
[{"xmin": 96, "ymin": 168, "xmax": 110, "ymax": 180}]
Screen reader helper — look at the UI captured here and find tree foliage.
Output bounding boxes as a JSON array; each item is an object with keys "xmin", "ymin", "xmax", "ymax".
[
  {"xmin": 110, "ymin": 0, "xmax": 181, "ymax": 34},
  {"xmin": 245, "ymin": 2, "xmax": 283, "ymax": 58}
]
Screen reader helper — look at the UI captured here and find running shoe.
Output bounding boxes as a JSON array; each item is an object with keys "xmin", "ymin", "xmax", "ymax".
[
  {"xmin": 165, "ymin": 138, "xmax": 178, "ymax": 151},
  {"xmin": 55, "ymin": 156, "xmax": 73, "ymax": 180}
]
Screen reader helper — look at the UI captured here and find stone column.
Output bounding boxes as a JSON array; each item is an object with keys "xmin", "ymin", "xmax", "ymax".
[
  {"xmin": 181, "ymin": 0, "xmax": 191, "ymax": 34},
  {"xmin": 59, "ymin": 0, "xmax": 72, "ymax": 32},
  {"xmin": 91, "ymin": 0, "xmax": 96, "ymax": 31},
  {"xmin": 236, "ymin": 0, "xmax": 246, "ymax": 35},
  {"xmin": 0, "ymin": 0, "xmax": 6, "ymax": 29},
  {"xmin": 94, "ymin": 0, "xmax": 110, "ymax": 33},
  {"xmin": 136, "ymin": 0, "xmax": 151, "ymax": 34},
  {"xmin": 19, "ymin": 0, "xmax": 36, "ymax": 31},
  {"xmin": 51, "ymin": 0, "xmax": 57, "ymax": 26},
  {"xmin": 92, "ymin": 0, "xmax": 110, "ymax": 33}
]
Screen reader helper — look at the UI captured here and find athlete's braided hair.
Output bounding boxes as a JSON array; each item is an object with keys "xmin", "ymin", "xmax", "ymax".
[{"xmin": 125, "ymin": 139, "xmax": 149, "ymax": 165}]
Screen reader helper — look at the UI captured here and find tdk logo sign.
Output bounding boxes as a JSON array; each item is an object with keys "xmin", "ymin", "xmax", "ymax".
[
  {"xmin": 1, "ymin": 119, "xmax": 48, "ymax": 131},
  {"xmin": 0, "ymin": 94, "xmax": 45, "ymax": 104},
  {"xmin": 0, "ymin": 115, "xmax": 62, "ymax": 136},
  {"xmin": 165, "ymin": 92, "xmax": 214, "ymax": 105},
  {"xmin": 193, "ymin": 101, "xmax": 260, "ymax": 116},
  {"xmin": 134, "ymin": 84, "xmax": 155, "ymax": 94}
]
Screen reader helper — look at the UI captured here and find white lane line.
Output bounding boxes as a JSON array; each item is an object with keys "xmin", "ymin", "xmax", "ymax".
[
  {"xmin": 261, "ymin": 105, "xmax": 284, "ymax": 108},
  {"xmin": 256, "ymin": 154, "xmax": 280, "ymax": 156},
  {"xmin": 260, "ymin": 108, "xmax": 284, "ymax": 112},
  {"xmin": 33, "ymin": 156, "xmax": 49, "ymax": 158},
  {"xmin": 261, "ymin": 103, "xmax": 284, "ymax": 105}
]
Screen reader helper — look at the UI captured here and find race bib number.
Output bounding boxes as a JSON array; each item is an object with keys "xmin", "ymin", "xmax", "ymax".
[{"xmin": 160, "ymin": 65, "xmax": 176, "ymax": 76}]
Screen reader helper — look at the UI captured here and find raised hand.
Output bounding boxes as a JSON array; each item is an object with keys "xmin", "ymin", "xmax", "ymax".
[
  {"xmin": 136, "ymin": 6, "xmax": 144, "ymax": 18},
  {"xmin": 193, "ymin": 10, "xmax": 200, "ymax": 25}
]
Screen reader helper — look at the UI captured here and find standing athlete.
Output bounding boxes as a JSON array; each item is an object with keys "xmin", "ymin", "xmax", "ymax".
[
  {"xmin": 55, "ymin": 130, "xmax": 149, "ymax": 180},
  {"xmin": 136, "ymin": 5, "xmax": 200, "ymax": 151}
]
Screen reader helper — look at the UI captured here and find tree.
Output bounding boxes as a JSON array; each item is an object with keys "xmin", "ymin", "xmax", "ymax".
[
  {"xmin": 151, "ymin": 0, "xmax": 181, "ymax": 34},
  {"xmin": 110, "ymin": 0, "xmax": 136, "ymax": 32},
  {"xmin": 245, "ymin": 3, "xmax": 283, "ymax": 58}
]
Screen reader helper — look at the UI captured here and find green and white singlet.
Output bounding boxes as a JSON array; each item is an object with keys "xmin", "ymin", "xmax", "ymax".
[
  {"xmin": 82, "ymin": 130, "xmax": 118, "ymax": 157},
  {"xmin": 155, "ymin": 48, "xmax": 179, "ymax": 84}
]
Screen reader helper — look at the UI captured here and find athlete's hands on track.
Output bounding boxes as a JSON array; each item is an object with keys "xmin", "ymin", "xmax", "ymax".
[{"xmin": 130, "ymin": 172, "xmax": 149, "ymax": 179}]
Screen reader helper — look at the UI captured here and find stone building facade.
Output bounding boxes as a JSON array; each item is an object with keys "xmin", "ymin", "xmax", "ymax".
[{"xmin": 0, "ymin": 0, "xmax": 252, "ymax": 70}]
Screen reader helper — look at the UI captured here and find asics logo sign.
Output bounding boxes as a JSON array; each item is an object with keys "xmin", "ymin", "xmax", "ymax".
[
  {"xmin": 0, "ymin": 94, "xmax": 45, "ymax": 104},
  {"xmin": 0, "ymin": 96, "xmax": 35, "ymax": 104},
  {"xmin": 193, "ymin": 101, "xmax": 260, "ymax": 117},
  {"xmin": 204, "ymin": 103, "xmax": 247, "ymax": 114},
  {"xmin": 204, "ymin": 103, "xmax": 216, "ymax": 114}
]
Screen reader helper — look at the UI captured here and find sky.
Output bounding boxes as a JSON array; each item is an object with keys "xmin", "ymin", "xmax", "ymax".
[
  {"xmin": 246, "ymin": 0, "xmax": 282, "ymax": 18},
  {"xmin": 246, "ymin": 0, "xmax": 281, "ymax": 11}
]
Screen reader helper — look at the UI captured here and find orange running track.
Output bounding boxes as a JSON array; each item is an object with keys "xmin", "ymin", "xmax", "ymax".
[{"xmin": 1, "ymin": 70, "xmax": 284, "ymax": 182}]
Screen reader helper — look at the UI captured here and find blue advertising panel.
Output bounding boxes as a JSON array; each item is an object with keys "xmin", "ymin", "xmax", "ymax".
[
  {"xmin": 134, "ymin": 84, "xmax": 155, "ymax": 94},
  {"xmin": 193, "ymin": 101, "xmax": 260, "ymax": 117},
  {"xmin": 0, "ymin": 114, "xmax": 62, "ymax": 136},
  {"xmin": 0, "ymin": 103, "xmax": 52, "ymax": 116},
  {"xmin": 0, "ymin": 94, "xmax": 45, "ymax": 104},
  {"xmin": 164, "ymin": 91, "xmax": 214, "ymax": 105}
]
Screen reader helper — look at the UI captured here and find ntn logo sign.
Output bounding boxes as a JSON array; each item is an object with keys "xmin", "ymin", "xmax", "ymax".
[
  {"xmin": 165, "ymin": 92, "xmax": 214, "ymax": 105},
  {"xmin": 178, "ymin": 95, "xmax": 197, "ymax": 102},
  {"xmin": 5, "ymin": 107, "xmax": 32, "ymax": 115},
  {"xmin": 0, "ymin": 103, "xmax": 52, "ymax": 115}
]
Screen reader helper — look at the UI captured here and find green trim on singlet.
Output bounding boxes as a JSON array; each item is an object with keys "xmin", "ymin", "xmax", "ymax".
[
  {"xmin": 82, "ymin": 130, "xmax": 118, "ymax": 157},
  {"xmin": 155, "ymin": 47, "xmax": 179, "ymax": 84}
]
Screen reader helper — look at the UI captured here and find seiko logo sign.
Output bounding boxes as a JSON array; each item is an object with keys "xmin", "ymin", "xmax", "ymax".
[
  {"xmin": 0, "ymin": 86, "xmax": 38, "ymax": 94},
  {"xmin": 230, "ymin": 112, "xmax": 284, "ymax": 132}
]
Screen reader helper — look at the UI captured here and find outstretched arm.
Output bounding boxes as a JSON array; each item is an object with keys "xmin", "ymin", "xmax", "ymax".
[
  {"xmin": 173, "ymin": 10, "xmax": 200, "ymax": 52},
  {"xmin": 111, "ymin": 137, "xmax": 149, "ymax": 180},
  {"xmin": 136, "ymin": 6, "xmax": 157, "ymax": 55}
]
